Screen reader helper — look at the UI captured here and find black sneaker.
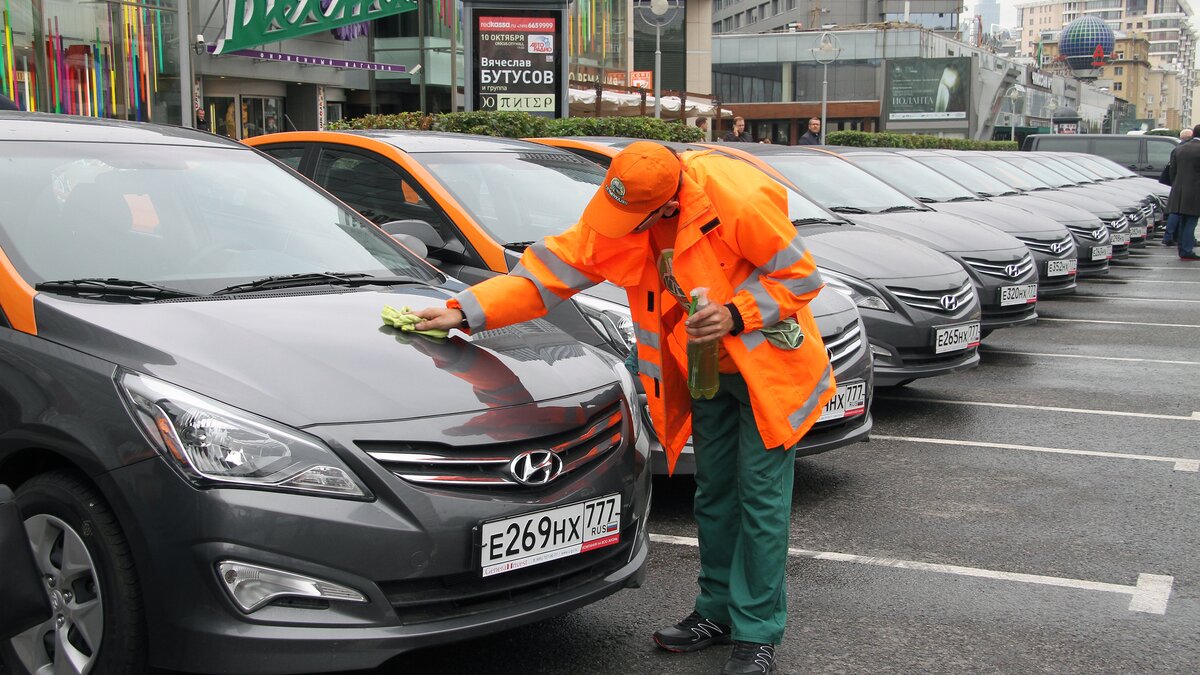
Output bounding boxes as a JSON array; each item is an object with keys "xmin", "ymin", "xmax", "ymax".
[
  {"xmin": 652, "ymin": 611, "xmax": 732, "ymax": 652},
  {"xmin": 722, "ymin": 641, "xmax": 777, "ymax": 674}
]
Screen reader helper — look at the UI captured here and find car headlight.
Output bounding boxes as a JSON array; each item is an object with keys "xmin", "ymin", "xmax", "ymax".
[
  {"xmin": 119, "ymin": 371, "xmax": 371, "ymax": 499},
  {"xmin": 574, "ymin": 293, "xmax": 635, "ymax": 356},
  {"xmin": 820, "ymin": 268, "xmax": 893, "ymax": 312},
  {"xmin": 612, "ymin": 360, "xmax": 647, "ymax": 442}
]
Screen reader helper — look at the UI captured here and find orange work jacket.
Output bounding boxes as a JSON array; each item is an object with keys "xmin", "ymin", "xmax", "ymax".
[{"xmin": 450, "ymin": 150, "xmax": 835, "ymax": 474}]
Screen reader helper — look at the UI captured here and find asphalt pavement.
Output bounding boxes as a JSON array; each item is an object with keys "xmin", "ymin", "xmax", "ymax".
[
  {"xmin": 369, "ymin": 244, "xmax": 1200, "ymax": 674},
  {"xmin": 4, "ymin": 244, "xmax": 1197, "ymax": 675}
]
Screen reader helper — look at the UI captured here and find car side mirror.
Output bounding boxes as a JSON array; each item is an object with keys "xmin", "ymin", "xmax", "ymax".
[
  {"xmin": 390, "ymin": 233, "xmax": 428, "ymax": 259},
  {"xmin": 381, "ymin": 219, "xmax": 445, "ymax": 250}
]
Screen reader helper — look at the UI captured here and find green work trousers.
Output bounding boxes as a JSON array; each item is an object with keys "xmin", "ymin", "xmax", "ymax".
[{"xmin": 691, "ymin": 372, "xmax": 796, "ymax": 646}]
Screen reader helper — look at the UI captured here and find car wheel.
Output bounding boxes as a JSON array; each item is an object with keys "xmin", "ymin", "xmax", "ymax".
[{"xmin": 1, "ymin": 471, "xmax": 147, "ymax": 675}]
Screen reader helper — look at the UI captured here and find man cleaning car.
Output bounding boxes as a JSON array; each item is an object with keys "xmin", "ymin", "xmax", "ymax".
[{"xmin": 415, "ymin": 141, "xmax": 834, "ymax": 674}]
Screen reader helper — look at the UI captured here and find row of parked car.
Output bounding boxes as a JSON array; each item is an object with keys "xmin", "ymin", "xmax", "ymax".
[{"xmin": 0, "ymin": 112, "xmax": 1167, "ymax": 675}]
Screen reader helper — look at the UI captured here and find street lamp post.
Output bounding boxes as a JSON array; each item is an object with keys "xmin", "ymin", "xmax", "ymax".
[
  {"xmin": 812, "ymin": 32, "xmax": 841, "ymax": 145},
  {"xmin": 1004, "ymin": 84, "xmax": 1024, "ymax": 143},
  {"xmin": 1046, "ymin": 98, "xmax": 1058, "ymax": 134},
  {"xmin": 638, "ymin": 0, "xmax": 678, "ymax": 119}
]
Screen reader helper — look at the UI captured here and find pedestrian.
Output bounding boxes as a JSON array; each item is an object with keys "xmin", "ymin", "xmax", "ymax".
[
  {"xmin": 195, "ymin": 107, "xmax": 207, "ymax": 130},
  {"xmin": 798, "ymin": 117, "xmax": 821, "ymax": 145},
  {"xmin": 722, "ymin": 116, "xmax": 753, "ymax": 142},
  {"xmin": 414, "ymin": 142, "xmax": 835, "ymax": 675},
  {"xmin": 696, "ymin": 117, "xmax": 710, "ymax": 140},
  {"xmin": 1160, "ymin": 127, "xmax": 1192, "ymax": 246},
  {"xmin": 1165, "ymin": 124, "xmax": 1200, "ymax": 260}
]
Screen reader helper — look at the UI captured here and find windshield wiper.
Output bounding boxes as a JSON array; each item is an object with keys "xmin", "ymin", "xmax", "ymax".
[
  {"xmin": 947, "ymin": 196, "xmax": 978, "ymax": 202},
  {"xmin": 880, "ymin": 205, "xmax": 925, "ymax": 213},
  {"xmin": 213, "ymin": 272, "xmax": 431, "ymax": 296},
  {"xmin": 35, "ymin": 278, "xmax": 197, "ymax": 302},
  {"xmin": 915, "ymin": 196, "xmax": 941, "ymax": 203},
  {"xmin": 827, "ymin": 206, "xmax": 869, "ymax": 214},
  {"xmin": 502, "ymin": 241, "xmax": 537, "ymax": 252},
  {"xmin": 792, "ymin": 217, "xmax": 846, "ymax": 226}
]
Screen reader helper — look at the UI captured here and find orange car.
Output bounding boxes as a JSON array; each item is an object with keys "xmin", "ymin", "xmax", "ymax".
[{"xmin": 246, "ymin": 130, "xmax": 875, "ymax": 472}]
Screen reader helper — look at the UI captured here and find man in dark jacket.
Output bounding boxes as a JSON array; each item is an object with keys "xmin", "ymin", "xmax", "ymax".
[
  {"xmin": 722, "ymin": 117, "xmax": 752, "ymax": 142},
  {"xmin": 797, "ymin": 117, "xmax": 821, "ymax": 145},
  {"xmin": 1166, "ymin": 124, "xmax": 1200, "ymax": 260},
  {"xmin": 1160, "ymin": 128, "xmax": 1192, "ymax": 246}
]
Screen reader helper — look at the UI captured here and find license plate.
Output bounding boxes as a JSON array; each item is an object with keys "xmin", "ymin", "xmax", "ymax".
[
  {"xmin": 934, "ymin": 322, "xmax": 981, "ymax": 354},
  {"xmin": 1131, "ymin": 226, "xmax": 1147, "ymax": 238},
  {"xmin": 1046, "ymin": 258, "xmax": 1077, "ymax": 277},
  {"xmin": 1112, "ymin": 232, "xmax": 1130, "ymax": 245},
  {"xmin": 480, "ymin": 494, "xmax": 621, "ymax": 577},
  {"xmin": 999, "ymin": 283, "xmax": 1038, "ymax": 306},
  {"xmin": 817, "ymin": 380, "xmax": 867, "ymax": 422},
  {"xmin": 1091, "ymin": 245, "xmax": 1112, "ymax": 261}
]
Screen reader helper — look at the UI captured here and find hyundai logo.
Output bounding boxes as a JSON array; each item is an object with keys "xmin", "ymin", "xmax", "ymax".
[
  {"xmin": 1092, "ymin": 228, "xmax": 1106, "ymax": 240},
  {"xmin": 939, "ymin": 294, "xmax": 960, "ymax": 311},
  {"xmin": 1005, "ymin": 264, "xmax": 1022, "ymax": 278},
  {"xmin": 1050, "ymin": 241, "xmax": 1070, "ymax": 254},
  {"xmin": 509, "ymin": 450, "xmax": 564, "ymax": 486}
]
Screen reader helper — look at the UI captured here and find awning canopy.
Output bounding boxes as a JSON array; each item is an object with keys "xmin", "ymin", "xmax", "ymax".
[{"xmin": 568, "ymin": 88, "xmax": 731, "ymax": 118}]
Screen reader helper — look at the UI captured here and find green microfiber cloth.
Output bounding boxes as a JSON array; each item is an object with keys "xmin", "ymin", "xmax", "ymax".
[{"xmin": 381, "ymin": 305, "xmax": 449, "ymax": 339}]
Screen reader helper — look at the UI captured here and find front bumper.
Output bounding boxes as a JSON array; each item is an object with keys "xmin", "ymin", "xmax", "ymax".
[{"xmin": 105, "ymin": 418, "xmax": 652, "ymax": 673}]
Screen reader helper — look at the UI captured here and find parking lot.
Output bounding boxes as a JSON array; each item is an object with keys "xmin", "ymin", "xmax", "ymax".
[{"xmin": 378, "ymin": 246, "xmax": 1200, "ymax": 674}]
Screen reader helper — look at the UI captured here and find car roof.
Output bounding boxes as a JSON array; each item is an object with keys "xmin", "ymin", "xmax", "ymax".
[
  {"xmin": 264, "ymin": 129, "xmax": 574, "ymax": 155},
  {"xmin": 699, "ymin": 143, "xmax": 827, "ymax": 157},
  {"xmin": 1025, "ymin": 133, "xmax": 1178, "ymax": 143},
  {"xmin": 532, "ymin": 136, "xmax": 703, "ymax": 154},
  {"xmin": 0, "ymin": 111, "xmax": 248, "ymax": 149}
]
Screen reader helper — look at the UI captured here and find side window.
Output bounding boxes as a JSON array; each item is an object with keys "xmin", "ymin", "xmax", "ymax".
[
  {"xmin": 1146, "ymin": 140, "xmax": 1175, "ymax": 168},
  {"xmin": 1029, "ymin": 137, "xmax": 1079, "ymax": 152},
  {"xmin": 1092, "ymin": 139, "xmax": 1139, "ymax": 168},
  {"xmin": 311, "ymin": 148, "xmax": 475, "ymax": 260},
  {"xmin": 259, "ymin": 146, "xmax": 305, "ymax": 171}
]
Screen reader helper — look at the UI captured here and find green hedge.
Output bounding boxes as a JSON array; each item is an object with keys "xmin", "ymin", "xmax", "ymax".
[
  {"xmin": 328, "ymin": 110, "xmax": 703, "ymax": 142},
  {"xmin": 824, "ymin": 130, "xmax": 1018, "ymax": 151},
  {"xmin": 1145, "ymin": 129, "xmax": 1180, "ymax": 137}
]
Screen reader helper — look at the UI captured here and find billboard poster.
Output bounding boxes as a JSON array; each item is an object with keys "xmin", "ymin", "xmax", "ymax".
[
  {"xmin": 472, "ymin": 10, "xmax": 565, "ymax": 117},
  {"xmin": 888, "ymin": 58, "xmax": 970, "ymax": 121}
]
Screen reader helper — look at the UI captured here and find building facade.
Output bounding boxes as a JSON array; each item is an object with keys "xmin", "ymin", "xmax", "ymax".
[{"xmin": 712, "ymin": 0, "xmax": 963, "ymax": 39}]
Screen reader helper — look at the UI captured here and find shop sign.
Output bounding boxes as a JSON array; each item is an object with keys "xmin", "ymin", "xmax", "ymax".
[
  {"xmin": 1030, "ymin": 70, "xmax": 1053, "ymax": 89},
  {"xmin": 630, "ymin": 70, "xmax": 653, "ymax": 89},
  {"xmin": 887, "ymin": 57, "xmax": 970, "ymax": 120},
  {"xmin": 472, "ymin": 11, "xmax": 565, "ymax": 117},
  {"xmin": 215, "ymin": 0, "xmax": 417, "ymax": 54}
]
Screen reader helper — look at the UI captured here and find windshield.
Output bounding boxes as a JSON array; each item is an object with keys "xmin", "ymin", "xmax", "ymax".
[
  {"xmin": 1031, "ymin": 155, "xmax": 1094, "ymax": 183},
  {"xmin": 849, "ymin": 155, "xmax": 977, "ymax": 202},
  {"xmin": 758, "ymin": 155, "xmax": 922, "ymax": 212},
  {"xmin": 415, "ymin": 151, "xmax": 605, "ymax": 244},
  {"xmin": 912, "ymin": 155, "xmax": 1017, "ymax": 196},
  {"xmin": 958, "ymin": 155, "xmax": 1050, "ymax": 190},
  {"xmin": 1065, "ymin": 155, "xmax": 1121, "ymax": 179},
  {"xmin": 1077, "ymin": 155, "xmax": 1137, "ymax": 178},
  {"xmin": 0, "ymin": 142, "xmax": 436, "ymax": 291},
  {"xmin": 1001, "ymin": 155, "xmax": 1075, "ymax": 187}
]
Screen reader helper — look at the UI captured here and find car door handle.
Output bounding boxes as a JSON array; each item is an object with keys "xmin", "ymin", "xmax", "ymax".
[{"xmin": 1140, "ymin": 165, "xmax": 1154, "ymax": 170}]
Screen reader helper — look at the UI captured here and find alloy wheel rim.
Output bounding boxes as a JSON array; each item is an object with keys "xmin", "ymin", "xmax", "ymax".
[{"xmin": 9, "ymin": 513, "xmax": 104, "ymax": 675}]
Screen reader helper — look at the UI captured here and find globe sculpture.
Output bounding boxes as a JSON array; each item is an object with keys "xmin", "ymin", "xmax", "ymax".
[{"xmin": 1059, "ymin": 16, "xmax": 1115, "ymax": 79}]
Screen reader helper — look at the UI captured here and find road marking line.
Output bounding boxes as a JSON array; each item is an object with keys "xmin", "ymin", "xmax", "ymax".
[
  {"xmin": 1068, "ymin": 295, "xmax": 1200, "ymax": 304},
  {"xmin": 1037, "ymin": 317, "xmax": 1200, "ymax": 328},
  {"xmin": 1083, "ymin": 278, "xmax": 1200, "ymax": 284},
  {"xmin": 873, "ymin": 396, "xmax": 1200, "ymax": 422},
  {"xmin": 981, "ymin": 349, "xmax": 1200, "ymax": 366},
  {"xmin": 873, "ymin": 434, "xmax": 1200, "ymax": 472},
  {"xmin": 649, "ymin": 534, "xmax": 1175, "ymax": 614},
  {"xmin": 1111, "ymin": 266, "xmax": 1200, "ymax": 271}
]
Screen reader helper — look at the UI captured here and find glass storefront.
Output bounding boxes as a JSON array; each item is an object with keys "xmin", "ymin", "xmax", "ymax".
[
  {"xmin": 1, "ymin": 0, "xmax": 182, "ymax": 123},
  {"xmin": 203, "ymin": 95, "xmax": 284, "ymax": 139}
]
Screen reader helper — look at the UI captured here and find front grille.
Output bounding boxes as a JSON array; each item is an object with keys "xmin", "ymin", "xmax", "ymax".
[
  {"xmin": 1105, "ymin": 216, "xmax": 1129, "ymax": 233},
  {"xmin": 1065, "ymin": 223, "xmax": 1109, "ymax": 243},
  {"xmin": 1140, "ymin": 204, "xmax": 1154, "ymax": 220},
  {"xmin": 361, "ymin": 403, "xmax": 624, "ymax": 488},
  {"xmin": 887, "ymin": 280, "xmax": 975, "ymax": 314},
  {"xmin": 962, "ymin": 253, "xmax": 1036, "ymax": 281},
  {"xmin": 983, "ymin": 302, "xmax": 1037, "ymax": 321},
  {"xmin": 1018, "ymin": 234, "xmax": 1075, "ymax": 257},
  {"xmin": 379, "ymin": 525, "xmax": 635, "ymax": 625},
  {"xmin": 824, "ymin": 321, "xmax": 864, "ymax": 370}
]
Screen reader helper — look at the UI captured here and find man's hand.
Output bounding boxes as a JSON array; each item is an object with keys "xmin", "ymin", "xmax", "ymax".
[
  {"xmin": 685, "ymin": 303, "xmax": 733, "ymax": 344},
  {"xmin": 413, "ymin": 306, "xmax": 465, "ymax": 332}
]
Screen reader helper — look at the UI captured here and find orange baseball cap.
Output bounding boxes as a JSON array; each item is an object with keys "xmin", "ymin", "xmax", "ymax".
[{"xmin": 582, "ymin": 141, "xmax": 681, "ymax": 238}]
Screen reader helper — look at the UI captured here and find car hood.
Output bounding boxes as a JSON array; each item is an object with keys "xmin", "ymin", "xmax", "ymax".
[
  {"xmin": 991, "ymin": 194, "xmax": 1102, "ymax": 227},
  {"xmin": 1018, "ymin": 189, "xmax": 1122, "ymax": 220},
  {"xmin": 1061, "ymin": 185, "xmax": 1138, "ymax": 211},
  {"xmin": 847, "ymin": 211, "xmax": 1025, "ymax": 256},
  {"xmin": 801, "ymin": 226, "xmax": 965, "ymax": 282},
  {"xmin": 34, "ymin": 289, "xmax": 618, "ymax": 427},
  {"xmin": 929, "ymin": 201, "xmax": 1067, "ymax": 240}
]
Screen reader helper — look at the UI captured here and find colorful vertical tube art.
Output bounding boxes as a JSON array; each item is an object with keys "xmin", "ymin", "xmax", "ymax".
[{"xmin": 0, "ymin": 0, "xmax": 170, "ymax": 119}]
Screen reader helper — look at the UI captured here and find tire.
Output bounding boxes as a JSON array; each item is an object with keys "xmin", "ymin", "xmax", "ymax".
[{"xmin": 1, "ymin": 471, "xmax": 147, "ymax": 675}]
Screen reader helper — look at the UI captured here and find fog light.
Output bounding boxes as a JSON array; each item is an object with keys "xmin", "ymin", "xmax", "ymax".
[
  {"xmin": 869, "ymin": 343, "xmax": 892, "ymax": 358},
  {"xmin": 217, "ymin": 560, "xmax": 366, "ymax": 613}
]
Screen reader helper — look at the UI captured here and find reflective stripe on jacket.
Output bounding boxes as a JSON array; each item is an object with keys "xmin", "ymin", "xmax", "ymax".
[{"xmin": 450, "ymin": 150, "xmax": 835, "ymax": 474}]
